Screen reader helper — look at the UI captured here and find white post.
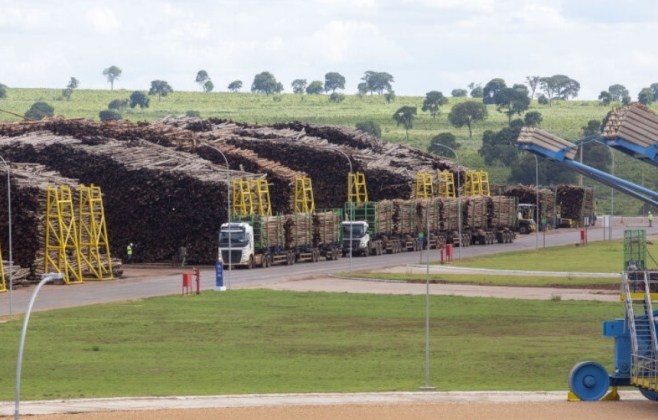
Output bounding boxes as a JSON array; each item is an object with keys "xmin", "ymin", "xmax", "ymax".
[{"xmin": 334, "ymin": 148, "xmax": 353, "ymax": 275}]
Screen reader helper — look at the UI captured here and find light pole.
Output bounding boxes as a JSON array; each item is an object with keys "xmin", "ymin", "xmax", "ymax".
[
  {"xmin": 14, "ymin": 272, "xmax": 63, "ymax": 420},
  {"xmin": 0, "ymin": 156, "xmax": 13, "ymax": 317},
  {"xmin": 333, "ymin": 148, "xmax": 354, "ymax": 275},
  {"xmin": 610, "ymin": 149, "xmax": 615, "ymax": 241},
  {"xmin": 534, "ymin": 155, "xmax": 539, "ymax": 250},
  {"xmin": 199, "ymin": 142, "xmax": 232, "ymax": 289}
]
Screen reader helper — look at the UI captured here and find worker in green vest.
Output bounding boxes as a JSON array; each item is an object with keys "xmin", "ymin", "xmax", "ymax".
[{"xmin": 126, "ymin": 243, "xmax": 134, "ymax": 264}]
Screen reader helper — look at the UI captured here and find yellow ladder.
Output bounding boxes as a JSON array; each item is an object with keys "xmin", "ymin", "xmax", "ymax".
[
  {"xmin": 436, "ymin": 170, "xmax": 455, "ymax": 198},
  {"xmin": 415, "ymin": 171, "xmax": 434, "ymax": 198},
  {"xmin": 78, "ymin": 185, "xmax": 113, "ymax": 281},
  {"xmin": 44, "ymin": 185, "xmax": 83, "ymax": 284},
  {"xmin": 294, "ymin": 176, "xmax": 315, "ymax": 213},
  {"xmin": 252, "ymin": 178, "xmax": 272, "ymax": 216},
  {"xmin": 480, "ymin": 171, "xmax": 491, "ymax": 196},
  {"xmin": 463, "ymin": 171, "xmax": 482, "ymax": 196},
  {"xmin": 347, "ymin": 172, "xmax": 368, "ymax": 204},
  {"xmin": 232, "ymin": 178, "xmax": 253, "ymax": 216}
]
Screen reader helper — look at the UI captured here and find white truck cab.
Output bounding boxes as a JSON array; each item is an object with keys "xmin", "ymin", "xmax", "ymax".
[
  {"xmin": 218, "ymin": 222, "xmax": 254, "ymax": 267},
  {"xmin": 341, "ymin": 220, "xmax": 370, "ymax": 255}
]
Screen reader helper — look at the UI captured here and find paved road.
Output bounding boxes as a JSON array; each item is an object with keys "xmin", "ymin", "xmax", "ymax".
[{"xmin": 0, "ymin": 220, "xmax": 649, "ymax": 317}]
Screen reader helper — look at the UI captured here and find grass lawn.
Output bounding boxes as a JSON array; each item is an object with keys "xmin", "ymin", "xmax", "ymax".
[
  {"xmin": 0, "ymin": 290, "xmax": 619, "ymax": 400},
  {"xmin": 345, "ymin": 239, "xmax": 658, "ymax": 287}
]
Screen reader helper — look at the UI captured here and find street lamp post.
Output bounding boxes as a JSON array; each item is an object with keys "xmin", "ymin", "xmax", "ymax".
[
  {"xmin": 610, "ymin": 150, "xmax": 615, "ymax": 241},
  {"xmin": 0, "ymin": 156, "xmax": 13, "ymax": 317},
  {"xmin": 534, "ymin": 155, "xmax": 539, "ymax": 250},
  {"xmin": 200, "ymin": 142, "xmax": 232, "ymax": 289},
  {"xmin": 333, "ymin": 148, "xmax": 354, "ymax": 275},
  {"xmin": 14, "ymin": 272, "xmax": 63, "ymax": 420}
]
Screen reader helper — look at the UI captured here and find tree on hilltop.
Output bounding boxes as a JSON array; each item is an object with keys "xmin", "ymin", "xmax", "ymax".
[
  {"xmin": 292, "ymin": 79, "xmax": 307, "ymax": 97},
  {"xmin": 149, "ymin": 80, "xmax": 173, "ymax": 101},
  {"xmin": 361, "ymin": 71, "xmax": 394, "ymax": 95},
  {"xmin": 428, "ymin": 132, "xmax": 460, "ymax": 157},
  {"xmin": 539, "ymin": 75, "xmax": 580, "ymax": 106},
  {"xmin": 608, "ymin": 84, "xmax": 629, "ymax": 102},
  {"xmin": 482, "ymin": 78, "xmax": 506, "ymax": 104},
  {"xmin": 306, "ymin": 80, "xmax": 323, "ymax": 95},
  {"xmin": 421, "ymin": 90, "xmax": 448, "ymax": 119},
  {"xmin": 448, "ymin": 101, "xmax": 488, "ymax": 138},
  {"xmin": 129, "ymin": 91, "xmax": 150, "ymax": 109},
  {"xmin": 392, "ymin": 105, "xmax": 416, "ymax": 141},
  {"xmin": 324, "ymin": 72, "xmax": 345, "ymax": 93},
  {"xmin": 102, "ymin": 66, "xmax": 122, "ymax": 90},
  {"xmin": 526, "ymin": 76, "xmax": 541, "ymax": 99},
  {"xmin": 494, "ymin": 86, "xmax": 530, "ymax": 125},
  {"xmin": 228, "ymin": 80, "xmax": 242, "ymax": 92},
  {"xmin": 62, "ymin": 77, "xmax": 79, "ymax": 101},
  {"xmin": 195, "ymin": 70, "xmax": 210, "ymax": 91},
  {"xmin": 251, "ymin": 71, "xmax": 279, "ymax": 95}
]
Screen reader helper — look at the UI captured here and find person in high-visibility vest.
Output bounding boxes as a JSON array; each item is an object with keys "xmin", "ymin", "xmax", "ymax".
[{"xmin": 126, "ymin": 243, "xmax": 134, "ymax": 264}]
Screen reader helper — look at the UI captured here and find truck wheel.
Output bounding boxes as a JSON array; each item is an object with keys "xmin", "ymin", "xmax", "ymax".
[
  {"xmin": 519, "ymin": 225, "xmax": 528, "ymax": 234},
  {"xmin": 247, "ymin": 256, "xmax": 254, "ymax": 269}
]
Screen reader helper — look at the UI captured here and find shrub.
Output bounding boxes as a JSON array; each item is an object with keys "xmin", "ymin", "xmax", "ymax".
[
  {"xmin": 24, "ymin": 101, "xmax": 54, "ymax": 120},
  {"xmin": 355, "ymin": 121, "xmax": 382, "ymax": 138},
  {"xmin": 185, "ymin": 110, "xmax": 201, "ymax": 117},
  {"xmin": 99, "ymin": 109, "xmax": 122, "ymax": 121}
]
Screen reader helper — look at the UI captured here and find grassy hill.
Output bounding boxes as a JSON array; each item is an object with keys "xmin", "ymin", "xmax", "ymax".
[{"xmin": 1, "ymin": 88, "xmax": 658, "ymax": 215}]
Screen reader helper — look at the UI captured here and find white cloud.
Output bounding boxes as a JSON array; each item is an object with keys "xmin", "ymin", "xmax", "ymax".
[{"xmin": 86, "ymin": 7, "xmax": 121, "ymax": 33}]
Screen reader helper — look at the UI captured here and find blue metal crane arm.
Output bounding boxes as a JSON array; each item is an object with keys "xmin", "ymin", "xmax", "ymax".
[
  {"xmin": 604, "ymin": 137, "xmax": 658, "ymax": 166},
  {"xmin": 518, "ymin": 143, "xmax": 658, "ymax": 207}
]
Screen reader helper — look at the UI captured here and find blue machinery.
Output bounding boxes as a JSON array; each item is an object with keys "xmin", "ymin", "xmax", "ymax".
[{"xmin": 516, "ymin": 104, "xmax": 658, "ymax": 401}]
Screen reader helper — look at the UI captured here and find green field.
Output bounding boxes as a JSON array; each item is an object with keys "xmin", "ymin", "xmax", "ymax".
[{"xmin": 0, "ymin": 290, "xmax": 617, "ymax": 400}]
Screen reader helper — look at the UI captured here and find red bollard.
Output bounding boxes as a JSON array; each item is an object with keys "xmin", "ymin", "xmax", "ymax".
[
  {"xmin": 580, "ymin": 229, "xmax": 587, "ymax": 246},
  {"xmin": 193, "ymin": 267, "xmax": 201, "ymax": 295},
  {"xmin": 445, "ymin": 244, "xmax": 453, "ymax": 263},
  {"xmin": 182, "ymin": 272, "xmax": 192, "ymax": 295}
]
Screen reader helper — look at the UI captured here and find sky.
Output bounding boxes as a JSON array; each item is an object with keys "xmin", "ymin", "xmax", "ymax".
[{"xmin": 1, "ymin": 0, "xmax": 657, "ymax": 99}]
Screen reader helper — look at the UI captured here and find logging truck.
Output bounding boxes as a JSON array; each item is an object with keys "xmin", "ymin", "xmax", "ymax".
[
  {"xmin": 341, "ymin": 196, "xmax": 516, "ymax": 256},
  {"xmin": 218, "ymin": 211, "xmax": 342, "ymax": 268}
]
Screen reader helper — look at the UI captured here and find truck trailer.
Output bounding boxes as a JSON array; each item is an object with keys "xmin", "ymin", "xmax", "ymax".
[{"xmin": 218, "ymin": 210, "xmax": 342, "ymax": 268}]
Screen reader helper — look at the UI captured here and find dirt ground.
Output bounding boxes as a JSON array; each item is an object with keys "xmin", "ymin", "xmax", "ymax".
[{"xmin": 6, "ymin": 400, "xmax": 658, "ymax": 420}]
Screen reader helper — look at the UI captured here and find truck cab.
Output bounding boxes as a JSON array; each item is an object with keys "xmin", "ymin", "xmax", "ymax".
[
  {"xmin": 341, "ymin": 220, "xmax": 370, "ymax": 256},
  {"xmin": 218, "ymin": 222, "xmax": 255, "ymax": 268}
]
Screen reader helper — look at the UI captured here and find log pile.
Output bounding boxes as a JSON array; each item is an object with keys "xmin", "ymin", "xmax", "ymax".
[
  {"xmin": 0, "ymin": 132, "xmax": 251, "ymax": 264},
  {"xmin": 602, "ymin": 103, "xmax": 658, "ymax": 147},
  {"xmin": 489, "ymin": 196, "xmax": 516, "ymax": 229},
  {"xmin": 440, "ymin": 198, "xmax": 460, "ymax": 231},
  {"xmin": 464, "ymin": 196, "xmax": 488, "ymax": 229},
  {"xmin": 313, "ymin": 211, "xmax": 341, "ymax": 246},
  {"xmin": 416, "ymin": 198, "xmax": 441, "ymax": 232},
  {"xmin": 556, "ymin": 184, "xmax": 594, "ymax": 224},
  {"xmin": 250, "ymin": 215, "xmax": 285, "ymax": 249},
  {"xmin": 286, "ymin": 213, "xmax": 313, "ymax": 248}
]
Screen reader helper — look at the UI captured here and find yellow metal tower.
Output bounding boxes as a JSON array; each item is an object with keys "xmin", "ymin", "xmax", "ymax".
[
  {"xmin": 463, "ymin": 170, "xmax": 483, "ymax": 196},
  {"xmin": 232, "ymin": 178, "xmax": 254, "ymax": 216},
  {"xmin": 436, "ymin": 170, "xmax": 456, "ymax": 198},
  {"xmin": 415, "ymin": 171, "xmax": 434, "ymax": 198},
  {"xmin": 251, "ymin": 178, "xmax": 272, "ymax": 216},
  {"xmin": 480, "ymin": 170, "xmax": 491, "ymax": 196},
  {"xmin": 347, "ymin": 172, "xmax": 368, "ymax": 204},
  {"xmin": 44, "ymin": 185, "xmax": 83, "ymax": 284},
  {"xmin": 78, "ymin": 185, "xmax": 113, "ymax": 281},
  {"xmin": 293, "ymin": 176, "xmax": 316, "ymax": 213}
]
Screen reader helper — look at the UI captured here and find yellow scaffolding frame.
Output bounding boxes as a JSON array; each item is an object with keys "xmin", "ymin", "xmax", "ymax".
[
  {"xmin": 252, "ymin": 178, "xmax": 272, "ymax": 216},
  {"xmin": 0, "ymin": 245, "xmax": 5, "ymax": 293},
  {"xmin": 347, "ymin": 172, "xmax": 368, "ymax": 204},
  {"xmin": 480, "ymin": 171, "xmax": 491, "ymax": 196},
  {"xmin": 44, "ymin": 185, "xmax": 83, "ymax": 285},
  {"xmin": 78, "ymin": 185, "xmax": 113, "ymax": 281},
  {"xmin": 293, "ymin": 176, "xmax": 316, "ymax": 213},
  {"xmin": 463, "ymin": 170, "xmax": 483, "ymax": 196},
  {"xmin": 436, "ymin": 170, "xmax": 456, "ymax": 198},
  {"xmin": 415, "ymin": 171, "xmax": 434, "ymax": 198},
  {"xmin": 232, "ymin": 178, "xmax": 253, "ymax": 216}
]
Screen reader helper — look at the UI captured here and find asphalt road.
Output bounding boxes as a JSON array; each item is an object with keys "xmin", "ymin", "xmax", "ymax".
[{"xmin": 0, "ymin": 220, "xmax": 648, "ymax": 317}]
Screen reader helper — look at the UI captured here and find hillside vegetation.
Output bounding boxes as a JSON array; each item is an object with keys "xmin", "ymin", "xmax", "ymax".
[{"xmin": 1, "ymin": 88, "xmax": 658, "ymax": 215}]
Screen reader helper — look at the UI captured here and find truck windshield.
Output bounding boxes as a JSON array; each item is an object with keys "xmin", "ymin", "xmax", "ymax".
[
  {"xmin": 219, "ymin": 230, "xmax": 248, "ymax": 246},
  {"xmin": 342, "ymin": 224, "xmax": 366, "ymax": 237}
]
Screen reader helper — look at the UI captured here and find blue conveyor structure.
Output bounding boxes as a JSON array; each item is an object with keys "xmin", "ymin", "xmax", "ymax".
[
  {"xmin": 516, "ymin": 127, "xmax": 658, "ymax": 207},
  {"xmin": 602, "ymin": 104, "xmax": 658, "ymax": 166}
]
